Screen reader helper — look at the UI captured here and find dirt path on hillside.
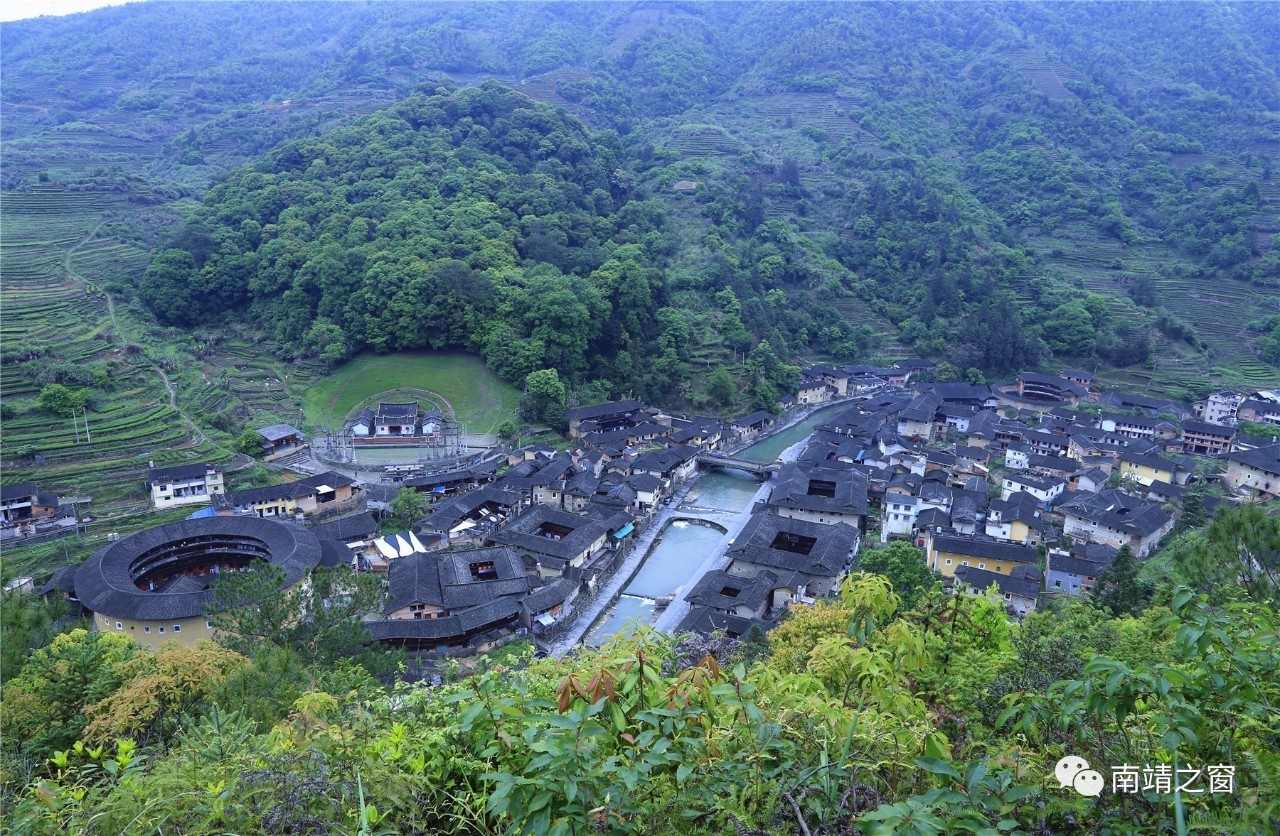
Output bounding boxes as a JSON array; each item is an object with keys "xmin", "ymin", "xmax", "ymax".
[{"xmin": 65, "ymin": 222, "xmax": 212, "ymax": 449}]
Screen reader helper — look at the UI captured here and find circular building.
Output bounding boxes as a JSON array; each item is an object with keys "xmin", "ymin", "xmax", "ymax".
[{"xmin": 75, "ymin": 516, "xmax": 324, "ymax": 649}]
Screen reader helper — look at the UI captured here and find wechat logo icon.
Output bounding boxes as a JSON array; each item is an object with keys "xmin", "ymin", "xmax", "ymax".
[{"xmin": 1055, "ymin": 755, "xmax": 1105, "ymax": 797}]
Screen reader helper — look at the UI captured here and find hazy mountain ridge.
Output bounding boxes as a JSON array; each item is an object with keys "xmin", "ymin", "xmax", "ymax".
[{"xmin": 4, "ymin": 1, "xmax": 1278, "ymax": 398}]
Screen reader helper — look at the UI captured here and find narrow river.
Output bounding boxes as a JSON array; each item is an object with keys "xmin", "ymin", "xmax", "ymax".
[{"xmin": 584, "ymin": 401, "xmax": 855, "ymax": 646}]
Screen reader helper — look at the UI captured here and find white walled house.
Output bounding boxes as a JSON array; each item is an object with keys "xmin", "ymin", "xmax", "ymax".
[
  {"xmin": 1000, "ymin": 472, "xmax": 1064, "ymax": 506},
  {"xmin": 881, "ymin": 493, "xmax": 920, "ymax": 542},
  {"xmin": 1225, "ymin": 443, "xmax": 1280, "ymax": 498},
  {"xmin": 1058, "ymin": 490, "xmax": 1174, "ymax": 558},
  {"xmin": 146, "ymin": 463, "xmax": 225, "ymax": 510}
]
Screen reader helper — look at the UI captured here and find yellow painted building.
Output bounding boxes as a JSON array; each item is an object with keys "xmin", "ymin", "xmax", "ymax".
[
  {"xmin": 95, "ymin": 610, "xmax": 217, "ymax": 651},
  {"xmin": 1117, "ymin": 455, "xmax": 1176, "ymax": 486},
  {"xmin": 75, "ymin": 516, "xmax": 326, "ymax": 651},
  {"xmin": 927, "ymin": 534, "xmax": 1037, "ymax": 579}
]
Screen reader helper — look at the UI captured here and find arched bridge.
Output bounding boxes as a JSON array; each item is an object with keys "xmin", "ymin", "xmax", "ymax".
[{"xmin": 696, "ymin": 454, "xmax": 779, "ymax": 479}]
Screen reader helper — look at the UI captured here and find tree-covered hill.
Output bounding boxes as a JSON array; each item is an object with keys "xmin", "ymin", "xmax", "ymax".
[
  {"xmin": 138, "ymin": 82, "xmax": 709, "ymax": 402},
  {"xmin": 4, "ymin": 1, "xmax": 1279, "ymax": 400}
]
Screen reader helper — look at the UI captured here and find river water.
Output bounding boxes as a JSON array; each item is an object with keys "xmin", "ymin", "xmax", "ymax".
[{"xmin": 584, "ymin": 401, "xmax": 856, "ymax": 646}]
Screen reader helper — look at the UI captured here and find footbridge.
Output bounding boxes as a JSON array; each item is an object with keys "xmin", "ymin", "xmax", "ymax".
[{"xmin": 696, "ymin": 454, "xmax": 779, "ymax": 479}]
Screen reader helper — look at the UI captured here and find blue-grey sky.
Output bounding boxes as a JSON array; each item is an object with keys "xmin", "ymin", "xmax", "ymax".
[{"xmin": 2, "ymin": 0, "xmax": 141, "ymax": 24}]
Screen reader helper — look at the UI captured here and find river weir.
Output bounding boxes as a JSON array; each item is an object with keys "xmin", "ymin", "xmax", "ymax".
[{"xmin": 582, "ymin": 401, "xmax": 856, "ymax": 647}]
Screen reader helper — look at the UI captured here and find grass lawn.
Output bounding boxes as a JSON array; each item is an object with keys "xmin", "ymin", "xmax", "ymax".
[{"xmin": 301, "ymin": 351, "xmax": 520, "ymax": 436}]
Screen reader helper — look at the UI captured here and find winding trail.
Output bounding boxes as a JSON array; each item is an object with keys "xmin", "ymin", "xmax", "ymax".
[{"xmin": 66, "ymin": 220, "xmax": 212, "ymax": 450}]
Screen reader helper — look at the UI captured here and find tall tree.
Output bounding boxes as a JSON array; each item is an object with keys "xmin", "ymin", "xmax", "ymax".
[
  {"xmin": 705, "ymin": 365, "xmax": 737, "ymax": 407},
  {"xmin": 388, "ymin": 486, "xmax": 429, "ymax": 530},
  {"xmin": 1091, "ymin": 546, "xmax": 1151, "ymax": 616},
  {"xmin": 858, "ymin": 541, "xmax": 939, "ymax": 609},
  {"xmin": 520, "ymin": 368, "xmax": 568, "ymax": 429},
  {"xmin": 209, "ymin": 563, "xmax": 385, "ymax": 665},
  {"xmin": 1173, "ymin": 504, "xmax": 1280, "ymax": 606}
]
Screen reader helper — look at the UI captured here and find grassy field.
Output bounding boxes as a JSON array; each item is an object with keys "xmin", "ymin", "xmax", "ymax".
[{"xmin": 300, "ymin": 351, "xmax": 520, "ymax": 436}]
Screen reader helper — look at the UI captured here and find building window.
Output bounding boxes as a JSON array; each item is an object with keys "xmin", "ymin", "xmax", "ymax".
[
  {"xmin": 173, "ymin": 625, "xmax": 181, "ymax": 633},
  {"xmin": 207, "ymin": 620, "xmax": 213, "ymax": 629},
  {"xmin": 945, "ymin": 559, "xmax": 952, "ymax": 565},
  {"xmin": 115, "ymin": 621, "xmax": 122, "ymax": 630},
  {"xmin": 159, "ymin": 627, "xmax": 165, "ymax": 633},
  {"xmin": 979, "ymin": 563, "xmax": 986, "ymax": 570},
  {"xmin": 961, "ymin": 561, "xmax": 969, "ymax": 566}
]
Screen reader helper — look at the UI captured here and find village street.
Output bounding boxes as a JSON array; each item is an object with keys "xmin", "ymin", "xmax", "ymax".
[
  {"xmin": 546, "ymin": 409, "xmax": 837, "ymax": 656},
  {"xmin": 652, "ymin": 437, "xmax": 808, "ymax": 634},
  {"xmin": 546, "ymin": 476, "xmax": 701, "ymax": 657}
]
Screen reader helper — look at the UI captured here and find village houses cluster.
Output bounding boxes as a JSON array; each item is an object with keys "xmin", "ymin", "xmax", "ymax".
[{"xmin": 11, "ymin": 361, "xmax": 1280, "ymax": 653}]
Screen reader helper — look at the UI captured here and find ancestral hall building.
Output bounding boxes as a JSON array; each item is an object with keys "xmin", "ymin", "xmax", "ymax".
[{"xmin": 351, "ymin": 402, "xmax": 445, "ymax": 441}]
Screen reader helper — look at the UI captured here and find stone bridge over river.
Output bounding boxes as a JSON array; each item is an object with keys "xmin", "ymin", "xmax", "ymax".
[{"xmin": 695, "ymin": 454, "xmax": 780, "ymax": 479}]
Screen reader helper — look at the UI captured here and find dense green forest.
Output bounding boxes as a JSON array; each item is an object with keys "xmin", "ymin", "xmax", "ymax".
[
  {"xmin": 4, "ymin": 506, "xmax": 1279, "ymax": 834},
  {"xmin": 4, "ymin": 1, "xmax": 1279, "ymax": 403},
  {"xmin": 3, "ymin": 5, "xmax": 1280, "ymax": 831}
]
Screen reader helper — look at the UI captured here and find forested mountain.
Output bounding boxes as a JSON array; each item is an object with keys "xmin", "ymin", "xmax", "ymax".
[{"xmin": 4, "ymin": 1, "xmax": 1279, "ymax": 400}]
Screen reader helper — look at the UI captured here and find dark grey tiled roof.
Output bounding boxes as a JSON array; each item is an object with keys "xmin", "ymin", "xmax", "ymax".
[
  {"xmin": 41, "ymin": 565, "xmax": 78, "ymax": 597},
  {"xmin": 988, "ymin": 493, "xmax": 1041, "ymax": 526},
  {"xmin": 529, "ymin": 458, "xmax": 575, "ymax": 487},
  {"xmin": 146, "ymin": 463, "xmax": 220, "ymax": 485},
  {"xmin": 1049, "ymin": 553, "xmax": 1108, "ymax": 578},
  {"xmin": 734, "ymin": 410, "xmax": 774, "ymax": 427},
  {"xmin": 0, "ymin": 482, "xmax": 40, "ymax": 501},
  {"xmin": 384, "ymin": 546, "xmax": 529, "ymax": 614},
  {"xmin": 563, "ymin": 471, "xmax": 600, "ymax": 498},
  {"xmin": 1005, "ymin": 471, "xmax": 1063, "ymax": 492},
  {"xmin": 566, "ymin": 399, "xmax": 648, "ymax": 421},
  {"xmin": 74, "ymin": 517, "xmax": 323, "ymax": 621},
  {"xmin": 488, "ymin": 505, "xmax": 628, "ymax": 562},
  {"xmin": 1058, "ymin": 489, "xmax": 1172, "ymax": 537},
  {"xmin": 899, "ymin": 392, "xmax": 941, "ymax": 423},
  {"xmin": 313, "ymin": 512, "xmax": 378, "ymax": 541},
  {"xmin": 916, "ymin": 508, "xmax": 950, "ymax": 529},
  {"xmin": 674, "ymin": 607, "xmax": 769, "ymax": 638},
  {"xmin": 1228, "ymin": 443, "xmax": 1280, "ymax": 475},
  {"xmin": 521, "ymin": 578, "xmax": 577, "ymax": 614},
  {"xmin": 257, "ymin": 423, "xmax": 302, "ymax": 442},
  {"xmin": 631, "ymin": 445, "xmax": 698, "ymax": 476},
  {"xmin": 919, "ymin": 382, "xmax": 992, "ymax": 403},
  {"xmin": 955, "ymin": 564, "xmax": 1041, "ymax": 600},
  {"xmin": 933, "ymin": 535, "xmax": 1036, "ymax": 564},
  {"xmin": 1018, "ymin": 372, "xmax": 1086, "ymax": 397},
  {"xmin": 686, "ymin": 569, "xmax": 777, "ymax": 613},
  {"xmin": 727, "ymin": 512, "xmax": 859, "ymax": 578},
  {"xmin": 367, "ymin": 596, "xmax": 521, "ymax": 644},
  {"xmin": 318, "ymin": 539, "xmax": 352, "ymax": 568},
  {"xmin": 377, "ymin": 402, "xmax": 419, "ymax": 419},
  {"xmin": 767, "ymin": 463, "xmax": 868, "ymax": 517},
  {"xmin": 403, "ymin": 467, "xmax": 480, "ymax": 489},
  {"xmin": 223, "ymin": 470, "xmax": 355, "ymax": 507},
  {"xmin": 1119, "ymin": 451, "xmax": 1179, "ymax": 472},
  {"xmin": 1028, "ymin": 454, "xmax": 1080, "ymax": 474},
  {"xmin": 625, "ymin": 472, "xmax": 662, "ymax": 493},
  {"xmin": 420, "ymin": 485, "xmax": 521, "ymax": 532}
]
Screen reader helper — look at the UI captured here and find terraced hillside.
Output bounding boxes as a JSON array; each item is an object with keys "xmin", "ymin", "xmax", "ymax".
[
  {"xmin": 3, "ymin": 1, "xmax": 1277, "ymax": 438},
  {"xmin": 0, "ymin": 187, "xmax": 234, "ymax": 515}
]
